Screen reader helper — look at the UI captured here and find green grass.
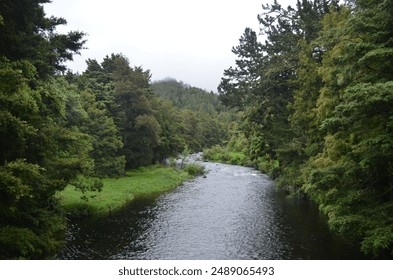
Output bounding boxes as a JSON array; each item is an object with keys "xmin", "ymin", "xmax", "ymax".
[{"xmin": 56, "ymin": 165, "xmax": 191, "ymax": 217}]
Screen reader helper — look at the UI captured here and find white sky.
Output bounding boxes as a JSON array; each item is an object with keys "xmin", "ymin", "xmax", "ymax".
[{"xmin": 44, "ymin": 0, "xmax": 297, "ymax": 92}]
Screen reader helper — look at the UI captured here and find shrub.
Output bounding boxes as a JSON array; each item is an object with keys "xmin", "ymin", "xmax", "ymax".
[{"xmin": 184, "ymin": 163, "xmax": 205, "ymax": 176}]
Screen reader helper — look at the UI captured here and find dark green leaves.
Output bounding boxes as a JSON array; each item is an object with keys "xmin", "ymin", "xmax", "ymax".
[
  {"xmin": 0, "ymin": 0, "xmax": 86, "ymax": 77},
  {"xmin": 220, "ymin": 0, "xmax": 393, "ymax": 256}
]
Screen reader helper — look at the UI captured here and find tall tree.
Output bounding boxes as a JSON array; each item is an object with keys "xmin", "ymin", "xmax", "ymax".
[
  {"xmin": 79, "ymin": 90, "xmax": 125, "ymax": 178},
  {"xmin": 0, "ymin": 59, "xmax": 95, "ymax": 259},
  {"xmin": 218, "ymin": 1, "xmax": 332, "ymax": 170},
  {"xmin": 151, "ymin": 98, "xmax": 185, "ymax": 162},
  {"xmin": 98, "ymin": 54, "xmax": 160, "ymax": 168},
  {"xmin": 0, "ymin": 0, "xmax": 90, "ymax": 259},
  {"xmin": 0, "ymin": 0, "xmax": 85, "ymax": 78},
  {"xmin": 301, "ymin": 0, "xmax": 393, "ymax": 256}
]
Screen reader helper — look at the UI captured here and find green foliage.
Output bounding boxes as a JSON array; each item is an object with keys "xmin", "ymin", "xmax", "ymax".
[
  {"xmin": 2, "ymin": 0, "xmax": 392, "ymax": 259},
  {"xmin": 0, "ymin": 160, "xmax": 67, "ymax": 259},
  {"xmin": 303, "ymin": 1, "xmax": 393, "ymax": 256},
  {"xmin": 108, "ymin": 54, "xmax": 158, "ymax": 168},
  {"xmin": 218, "ymin": 0, "xmax": 329, "ymax": 177},
  {"xmin": 203, "ymin": 145, "xmax": 250, "ymax": 167},
  {"xmin": 151, "ymin": 78, "xmax": 226, "ymax": 113},
  {"xmin": 361, "ymin": 225, "xmax": 393, "ymax": 257},
  {"xmin": 219, "ymin": 0, "xmax": 393, "ymax": 256},
  {"xmin": 0, "ymin": 58, "xmax": 39, "ymax": 163},
  {"xmin": 0, "ymin": 0, "xmax": 86, "ymax": 77},
  {"xmin": 75, "ymin": 54, "xmax": 161, "ymax": 169},
  {"xmin": 184, "ymin": 163, "xmax": 205, "ymax": 176},
  {"xmin": 1, "ymin": 0, "xmax": 236, "ymax": 259},
  {"xmin": 57, "ymin": 166, "xmax": 191, "ymax": 218},
  {"xmin": 203, "ymin": 145, "xmax": 226, "ymax": 161},
  {"xmin": 0, "ymin": 226, "xmax": 43, "ymax": 259},
  {"xmin": 0, "ymin": 222, "xmax": 65, "ymax": 260},
  {"xmin": 152, "ymin": 98, "xmax": 185, "ymax": 160},
  {"xmin": 79, "ymin": 90, "xmax": 125, "ymax": 177},
  {"xmin": 0, "ymin": 1, "xmax": 90, "ymax": 258},
  {"xmin": 152, "ymin": 79, "xmax": 233, "ymax": 152}
]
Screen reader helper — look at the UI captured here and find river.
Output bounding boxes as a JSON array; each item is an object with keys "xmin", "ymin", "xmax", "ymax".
[{"xmin": 58, "ymin": 157, "xmax": 365, "ymax": 259}]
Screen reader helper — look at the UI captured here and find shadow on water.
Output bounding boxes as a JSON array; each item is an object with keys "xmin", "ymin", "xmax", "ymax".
[
  {"xmin": 58, "ymin": 162, "xmax": 367, "ymax": 260},
  {"xmin": 268, "ymin": 195, "xmax": 365, "ymax": 259},
  {"xmin": 58, "ymin": 197, "xmax": 158, "ymax": 260}
]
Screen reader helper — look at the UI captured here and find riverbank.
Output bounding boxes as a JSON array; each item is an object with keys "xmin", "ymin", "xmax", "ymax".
[
  {"xmin": 203, "ymin": 145, "xmax": 280, "ymax": 179},
  {"xmin": 59, "ymin": 161, "xmax": 366, "ymax": 260},
  {"xmin": 56, "ymin": 165, "xmax": 193, "ymax": 218}
]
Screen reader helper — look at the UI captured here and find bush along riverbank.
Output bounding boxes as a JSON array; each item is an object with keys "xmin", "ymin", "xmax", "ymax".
[
  {"xmin": 56, "ymin": 164, "xmax": 203, "ymax": 218},
  {"xmin": 203, "ymin": 145, "xmax": 280, "ymax": 179},
  {"xmin": 203, "ymin": 143, "xmax": 392, "ymax": 258}
]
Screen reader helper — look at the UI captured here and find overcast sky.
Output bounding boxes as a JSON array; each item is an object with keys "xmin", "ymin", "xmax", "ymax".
[{"xmin": 44, "ymin": 0, "xmax": 297, "ymax": 92}]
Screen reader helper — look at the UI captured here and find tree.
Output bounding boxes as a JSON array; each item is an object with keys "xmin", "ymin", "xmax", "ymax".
[
  {"xmin": 0, "ymin": 0, "xmax": 91, "ymax": 258},
  {"xmin": 218, "ymin": 1, "xmax": 308, "ymax": 170},
  {"xmin": 80, "ymin": 90, "xmax": 125, "ymax": 178},
  {"xmin": 79, "ymin": 54, "xmax": 161, "ymax": 168},
  {"xmin": 218, "ymin": 28, "xmax": 264, "ymax": 109},
  {"xmin": 0, "ymin": 59, "xmax": 96, "ymax": 259},
  {"xmin": 152, "ymin": 79, "xmax": 231, "ymax": 152},
  {"xmin": 151, "ymin": 98, "xmax": 185, "ymax": 162},
  {"xmin": 0, "ymin": 0, "xmax": 86, "ymax": 78},
  {"xmin": 107, "ymin": 55, "xmax": 158, "ymax": 168},
  {"xmin": 217, "ymin": 0, "xmax": 393, "ymax": 256},
  {"xmin": 301, "ymin": 0, "xmax": 393, "ymax": 256}
]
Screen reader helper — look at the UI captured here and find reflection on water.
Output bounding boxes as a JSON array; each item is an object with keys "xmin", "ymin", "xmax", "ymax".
[{"xmin": 59, "ymin": 162, "xmax": 365, "ymax": 260}]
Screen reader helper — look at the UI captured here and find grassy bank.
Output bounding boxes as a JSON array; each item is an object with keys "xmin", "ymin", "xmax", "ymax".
[{"xmin": 56, "ymin": 165, "xmax": 192, "ymax": 218}]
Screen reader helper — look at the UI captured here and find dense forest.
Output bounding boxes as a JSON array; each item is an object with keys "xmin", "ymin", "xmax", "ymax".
[
  {"xmin": 0, "ymin": 0, "xmax": 233, "ymax": 259},
  {"xmin": 209, "ymin": 0, "xmax": 393, "ymax": 257},
  {"xmin": 1, "ymin": 0, "xmax": 392, "ymax": 259}
]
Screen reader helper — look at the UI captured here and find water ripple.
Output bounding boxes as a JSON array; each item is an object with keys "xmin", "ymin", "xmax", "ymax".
[{"xmin": 59, "ymin": 161, "xmax": 365, "ymax": 260}]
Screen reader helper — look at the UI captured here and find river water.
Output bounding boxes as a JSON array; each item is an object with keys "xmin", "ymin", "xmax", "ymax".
[{"xmin": 59, "ymin": 158, "xmax": 365, "ymax": 259}]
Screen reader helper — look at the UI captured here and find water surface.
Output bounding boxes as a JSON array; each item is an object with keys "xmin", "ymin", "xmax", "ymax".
[{"xmin": 59, "ymin": 160, "xmax": 364, "ymax": 259}]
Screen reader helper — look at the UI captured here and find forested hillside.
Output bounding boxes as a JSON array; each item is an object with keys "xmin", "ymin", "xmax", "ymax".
[
  {"xmin": 151, "ymin": 79, "xmax": 237, "ymax": 151},
  {"xmin": 215, "ymin": 0, "xmax": 393, "ymax": 257},
  {"xmin": 152, "ymin": 78, "xmax": 226, "ymax": 113}
]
